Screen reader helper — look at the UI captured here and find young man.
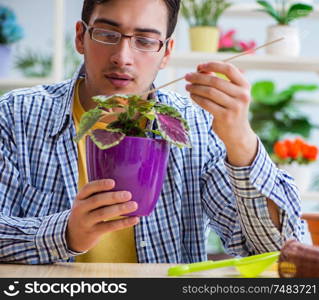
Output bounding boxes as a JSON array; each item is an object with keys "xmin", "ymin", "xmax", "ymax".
[{"xmin": 0, "ymin": 0, "xmax": 302, "ymax": 264}]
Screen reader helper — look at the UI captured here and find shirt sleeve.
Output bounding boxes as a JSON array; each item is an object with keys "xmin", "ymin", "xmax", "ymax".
[
  {"xmin": 200, "ymin": 132, "xmax": 304, "ymax": 257},
  {"xmin": 224, "ymin": 138, "xmax": 304, "ymax": 253},
  {"xmin": 0, "ymin": 100, "xmax": 82, "ymax": 264}
]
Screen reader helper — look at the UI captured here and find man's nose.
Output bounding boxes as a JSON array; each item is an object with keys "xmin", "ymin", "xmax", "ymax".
[{"xmin": 110, "ymin": 37, "xmax": 134, "ymax": 67}]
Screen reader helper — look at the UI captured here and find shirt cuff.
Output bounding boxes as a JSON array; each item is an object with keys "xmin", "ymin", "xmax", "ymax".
[
  {"xmin": 35, "ymin": 210, "xmax": 84, "ymax": 263},
  {"xmin": 225, "ymin": 138, "xmax": 278, "ymax": 199}
]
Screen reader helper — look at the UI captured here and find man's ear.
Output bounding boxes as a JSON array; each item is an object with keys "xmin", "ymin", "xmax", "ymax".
[
  {"xmin": 75, "ymin": 21, "xmax": 85, "ymax": 55},
  {"xmin": 159, "ymin": 38, "xmax": 174, "ymax": 69}
]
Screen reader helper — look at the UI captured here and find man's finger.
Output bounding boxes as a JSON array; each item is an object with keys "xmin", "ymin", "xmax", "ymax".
[
  {"xmin": 185, "ymin": 72, "xmax": 243, "ymax": 98},
  {"xmin": 186, "ymin": 84, "xmax": 232, "ymax": 108},
  {"xmin": 80, "ymin": 190, "xmax": 132, "ymax": 212},
  {"xmin": 87, "ymin": 201, "xmax": 138, "ymax": 225},
  {"xmin": 94, "ymin": 216, "xmax": 140, "ymax": 234},
  {"xmin": 190, "ymin": 93, "xmax": 224, "ymax": 115},
  {"xmin": 197, "ymin": 61, "xmax": 249, "ymax": 87},
  {"xmin": 77, "ymin": 179, "xmax": 115, "ymax": 200}
]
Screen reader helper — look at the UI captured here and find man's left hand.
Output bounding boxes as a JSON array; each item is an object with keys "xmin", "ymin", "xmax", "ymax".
[{"xmin": 185, "ymin": 61, "xmax": 258, "ymax": 167}]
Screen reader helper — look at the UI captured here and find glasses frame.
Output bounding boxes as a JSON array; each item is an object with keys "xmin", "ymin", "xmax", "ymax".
[{"xmin": 81, "ymin": 21, "xmax": 169, "ymax": 53}]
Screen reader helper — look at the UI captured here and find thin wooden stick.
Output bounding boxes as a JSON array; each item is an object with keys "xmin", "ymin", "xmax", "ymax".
[{"xmin": 142, "ymin": 37, "xmax": 284, "ymax": 97}]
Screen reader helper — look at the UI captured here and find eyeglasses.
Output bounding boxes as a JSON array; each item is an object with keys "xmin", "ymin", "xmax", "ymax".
[{"xmin": 82, "ymin": 21, "xmax": 169, "ymax": 52}]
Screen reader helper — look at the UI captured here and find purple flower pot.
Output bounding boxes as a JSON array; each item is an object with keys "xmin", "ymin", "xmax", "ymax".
[{"xmin": 86, "ymin": 135, "xmax": 170, "ymax": 216}]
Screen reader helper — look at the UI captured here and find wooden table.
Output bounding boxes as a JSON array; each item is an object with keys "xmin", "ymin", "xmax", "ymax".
[{"xmin": 0, "ymin": 263, "xmax": 277, "ymax": 278}]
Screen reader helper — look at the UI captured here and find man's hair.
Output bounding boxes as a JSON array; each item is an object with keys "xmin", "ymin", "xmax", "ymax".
[{"xmin": 81, "ymin": 0, "xmax": 180, "ymax": 38}]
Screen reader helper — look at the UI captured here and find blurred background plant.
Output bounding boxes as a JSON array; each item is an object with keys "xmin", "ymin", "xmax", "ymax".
[
  {"xmin": 249, "ymin": 80, "xmax": 318, "ymax": 154},
  {"xmin": 218, "ymin": 29, "xmax": 256, "ymax": 52},
  {"xmin": 256, "ymin": 0, "xmax": 313, "ymax": 25},
  {"xmin": 0, "ymin": 5, "xmax": 23, "ymax": 45},
  {"xmin": 181, "ymin": 0, "xmax": 233, "ymax": 52},
  {"xmin": 14, "ymin": 50, "xmax": 52, "ymax": 78},
  {"xmin": 14, "ymin": 33, "xmax": 81, "ymax": 79},
  {"xmin": 181, "ymin": 0, "xmax": 233, "ymax": 27}
]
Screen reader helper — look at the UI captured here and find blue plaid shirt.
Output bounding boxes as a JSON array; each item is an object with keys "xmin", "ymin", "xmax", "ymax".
[{"xmin": 0, "ymin": 69, "xmax": 303, "ymax": 264}]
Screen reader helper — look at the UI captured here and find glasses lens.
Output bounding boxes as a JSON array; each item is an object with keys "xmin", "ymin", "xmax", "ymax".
[
  {"xmin": 133, "ymin": 36, "xmax": 161, "ymax": 52},
  {"xmin": 92, "ymin": 29, "xmax": 120, "ymax": 44}
]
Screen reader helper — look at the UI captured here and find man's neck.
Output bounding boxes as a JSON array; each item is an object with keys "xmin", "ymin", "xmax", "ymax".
[{"xmin": 78, "ymin": 79, "xmax": 96, "ymax": 111}]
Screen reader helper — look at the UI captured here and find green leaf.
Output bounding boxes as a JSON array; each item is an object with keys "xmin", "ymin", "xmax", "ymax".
[
  {"xmin": 92, "ymin": 94, "xmax": 129, "ymax": 109},
  {"xmin": 251, "ymin": 81, "xmax": 275, "ymax": 101},
  {"xmin": 288, "ymin": 118, "xmax": 312, "ymax": 137},
  {"xmin": 286, "ymin": 4, "xmax": 313, "ymax": 23},
  {"xmin": 146, "ymin": 129, "xmax": 163, "ymax": 137},
  {"xmin": 180, "ymin": 0, "xmax": 232, "ymax": 27},
  {"xmin": 74, "ymin": 108, "xmax": 103, "ymax": 142},
  {"xmin": 249, "ymin": 80, "xmax": 318, "ymax": 155},
  {"xmin": 142, "ymin": 112, "xmax": 156, "ymax": 121},
  {"xmin": 288, "ymin": 84, "xmax": 318, "ymax": 93},
  {"xmin": 256, "ymin": 0, "xmax": 282, "ymax": 23}
]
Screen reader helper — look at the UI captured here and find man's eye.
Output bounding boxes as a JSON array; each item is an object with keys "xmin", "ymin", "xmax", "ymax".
[
  {"xmin": 135, "ymin": 37, "xmax": 157, "ymax": 47},
  {"xmin": 94, "ymin": 30, "xmax": 118, "ymax": 42}
]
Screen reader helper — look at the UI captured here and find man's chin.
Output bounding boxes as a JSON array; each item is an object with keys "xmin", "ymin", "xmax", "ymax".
[{"xmin": 99, "ymin": 86, "xmax": 142, "ymax": 97}]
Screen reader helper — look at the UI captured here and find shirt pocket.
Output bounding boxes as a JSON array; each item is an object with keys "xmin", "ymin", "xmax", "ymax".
[{"xmin": 20, "ymin": 183, "xmax": 55, "ymax": 217}]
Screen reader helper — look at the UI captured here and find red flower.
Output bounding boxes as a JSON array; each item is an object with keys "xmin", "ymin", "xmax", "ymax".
[
  {"xmin": 219, "ymin": 29, "xmax": 236, "ymax": 49},
  {"xmin": 274, "ymin": 137, "xmax": 318, "ymax": 163},
  {"xmin": 238, "ymin": 40, "xmax": 256, "ymax": 52},
  {"xmin": 274, "ymin": 141, "xmax": 288, "ymax": 159},
  {"xmin": 302, "ymin": 145, "xmax": 318, "ymax": 160}
]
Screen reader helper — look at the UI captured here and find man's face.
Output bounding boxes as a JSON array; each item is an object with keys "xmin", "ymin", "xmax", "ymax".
[{"xmin": 75, "ymin": 0, "xmax": 174, "ymax": 98}]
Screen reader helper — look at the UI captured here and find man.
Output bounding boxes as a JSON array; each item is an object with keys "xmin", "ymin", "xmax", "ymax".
[{"xmin": 0, "ymin": 0, "xmax": 302, "ymax": 264}]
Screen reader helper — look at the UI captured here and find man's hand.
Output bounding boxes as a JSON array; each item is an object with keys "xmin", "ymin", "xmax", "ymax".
[
  {"xmin": 66, "ymin": 179, "xmax": 139, "ymax": 253},
  {"xmin": 185, "ymin": 61, "xmax": 258, "ymax": 167}
]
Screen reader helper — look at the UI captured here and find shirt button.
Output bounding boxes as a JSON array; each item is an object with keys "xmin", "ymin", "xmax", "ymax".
[{"xmin": 140, "ymin": 241, "xmax": 147, "ymax": 248}]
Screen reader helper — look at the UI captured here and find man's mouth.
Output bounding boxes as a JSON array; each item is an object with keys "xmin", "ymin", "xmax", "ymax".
[{"xmin": 105, "ymin": 73, "xmax": 134, "ymax": 88}]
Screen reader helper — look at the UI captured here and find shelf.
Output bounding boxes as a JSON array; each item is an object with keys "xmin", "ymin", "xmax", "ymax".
[
  {"xmin": 168, "ymin": 52, "xmax": 319, "ymax": 72},
  {"xmin": 302, "ymin": 192, "xmax": 319, "ymax": 202},
  {"xmin": 224, "ymin": 3, "xmax": 319, "ymax": 18}
]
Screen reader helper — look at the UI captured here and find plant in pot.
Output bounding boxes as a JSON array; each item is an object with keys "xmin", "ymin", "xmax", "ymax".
[
  {"xmin": 272, "ymin": 137, "xmax": 318, "ymax": 191},
  {"xmin": 0, "ymin": 5, "xmax": 24, "ymax": 77},
  {"xmin": 74, "ymin": 94, "xmax": 191, "ymax": 216},
  {"xmin": 181, "ymin": 0, "xmax": 233, "ymax": 52},
  {"xmin": 249, "ymin": 80, "xmax": 318, "ymax": 154},
  {"xmin": 14, "ymin": 34, "xmax": 82, "ymax": 79},
  {"xmin": 256, "ymin": 0, "xmax": 313, "ymax": 56}
]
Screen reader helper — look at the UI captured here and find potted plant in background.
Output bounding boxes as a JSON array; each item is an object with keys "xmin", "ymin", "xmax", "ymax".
[
  {"xmin": 75, "ymin": 94, "xmax": 191, "ymax": 216},
  {"xmin": 0, "ymin": 5, "xmax": 24, "ymax": 77},
  {"xmin": 14, "ymin": 34, "xmax": 81, "ymax": 79},
  {"xmin": 249, "ymin": 80, "xmax": 318, "ymax": 154},
  {"xmin": 272, "ymin": 137, "xmax": 318, "ymax": 191},
  {"xmin": 181, "ymin": 0, "xmax": 232, "ymax": 52},
  {"xmin": 256, "ymin": 0, "xmax": 313, "ymax": 56}
]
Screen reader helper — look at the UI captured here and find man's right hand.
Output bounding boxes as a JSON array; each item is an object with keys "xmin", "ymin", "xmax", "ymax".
[{"xmin": 66, "ymin": 179, "xmax": 139, "ymax": 253}]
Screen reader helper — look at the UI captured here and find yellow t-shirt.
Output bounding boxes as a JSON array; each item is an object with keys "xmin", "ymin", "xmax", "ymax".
[{"xmin": 73, "ymin": 79, "xmax": 137, "ymax": 263}]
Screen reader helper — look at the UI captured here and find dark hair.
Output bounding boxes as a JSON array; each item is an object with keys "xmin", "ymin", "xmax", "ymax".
[{"xmin": 81, "ymin": 0, "xmax": 180, "ymax": 38}]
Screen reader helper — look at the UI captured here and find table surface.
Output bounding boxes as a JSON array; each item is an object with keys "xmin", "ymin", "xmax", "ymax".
[{"xmin": 0, "ymin": 263, "xmax": 278, "ymax": 278}]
